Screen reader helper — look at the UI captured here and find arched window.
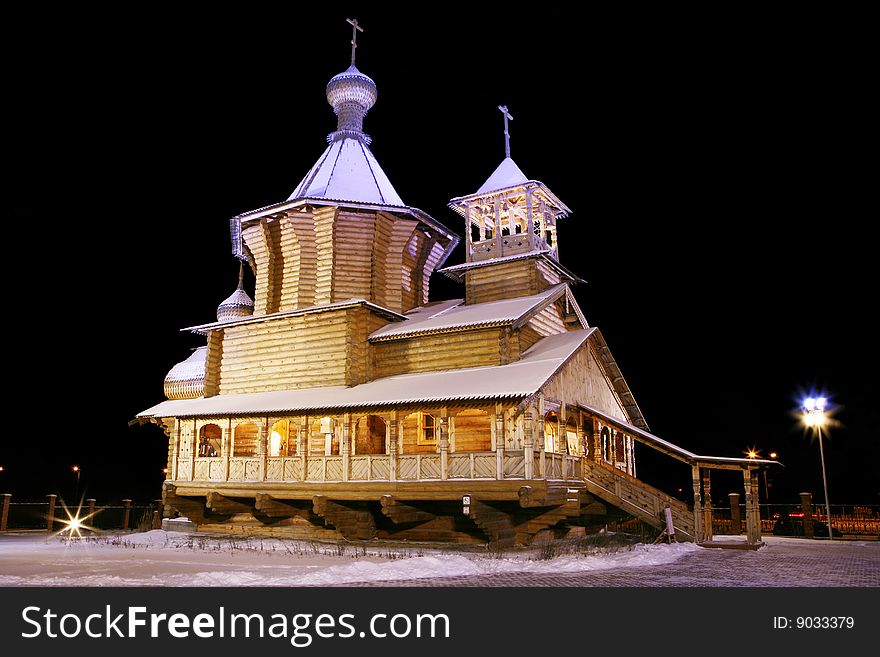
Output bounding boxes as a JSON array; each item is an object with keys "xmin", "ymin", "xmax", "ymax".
[
  {"xmin": 198, "ymin": 424, "xmax": 222, "ymax": 457},
  {"xmin": 233, "ymin": 422, "xmax": 259, "ymax": 457},
  {"xmin": 269, "ymin": 420, "xmax": 290, "ymax": 457},
  {"xmin": 453, "ymin": 409, "xmax": 491, "ymax": 452},
  {"xmin": 355, "ymin": 415, "xmax": 386, "ymax": 455},
  {"xmin": 601, "ymin": 427, "xmax": 611, "ymax": 463},
  {"xmin": 565, "ymin": 417, "xmax": 580, "ymax": 455},
  {"xmin": 544, "ymin": 412, "xmax": 560, "ymax": 453}
]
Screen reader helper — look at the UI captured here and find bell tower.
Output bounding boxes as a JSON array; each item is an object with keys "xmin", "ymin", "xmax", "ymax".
[{"xmin": 441, "ymin": 107, "xmax": 578, "ymax": 304}]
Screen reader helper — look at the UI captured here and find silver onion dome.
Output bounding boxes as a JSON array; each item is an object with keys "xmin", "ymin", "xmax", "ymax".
[
  {"xmin": 217, "ymin": 265, "xmax": 254, "ymax": 322},
  {"xmin": 326, "ymin": 65, "xmax": 377, "ymax": 143}
]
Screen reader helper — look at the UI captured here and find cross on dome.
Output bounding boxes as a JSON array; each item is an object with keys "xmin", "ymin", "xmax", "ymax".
[{"xmin": 347, "ymin": 18, "xmax": 364, "ymax": 65}]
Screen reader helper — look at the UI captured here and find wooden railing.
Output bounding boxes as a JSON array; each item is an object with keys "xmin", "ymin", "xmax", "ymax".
[
  {"xmin": 175, "ymin": 451, "xmax": 696, "ymax": 538},
  {"xmin": 581, "ymin": 459, "xmax": 695, "ymax": 538},
  {"xmin": 178, "ymin": 450, "xmax": 595, "ymax": 484}
]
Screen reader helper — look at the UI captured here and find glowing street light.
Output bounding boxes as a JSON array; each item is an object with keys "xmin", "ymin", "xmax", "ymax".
[
  {"xmin": 802, "ymin": 395, "xmax": 833, "ymax": 540},
  {"xmin": 72, "ymin": 465, "xmax": 81, "ymax": 502}
]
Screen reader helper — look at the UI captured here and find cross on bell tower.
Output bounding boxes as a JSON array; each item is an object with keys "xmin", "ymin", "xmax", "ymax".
[{"xmin": 498, "ymin": 105, "xmax": 513, "ymax": 158}]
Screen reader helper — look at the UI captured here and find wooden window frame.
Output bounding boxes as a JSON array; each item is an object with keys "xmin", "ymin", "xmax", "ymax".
[{"xmin": 417, "ymin": 412, "xmax": 437, "ymax": 446}]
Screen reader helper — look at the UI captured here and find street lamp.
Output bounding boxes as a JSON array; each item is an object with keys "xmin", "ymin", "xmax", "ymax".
[
  {"xmin": 72, "ymin": 465, "xmax": 81, "ymax": 502},
  {"xmin": 802, "ymin": 396, "xmax": 833, "ymax": 540}
]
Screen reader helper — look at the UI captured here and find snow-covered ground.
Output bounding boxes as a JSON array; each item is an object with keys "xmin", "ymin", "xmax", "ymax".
[{"xmin": 0, "ymin": 530, "xmax": 699, "ymax": 587}]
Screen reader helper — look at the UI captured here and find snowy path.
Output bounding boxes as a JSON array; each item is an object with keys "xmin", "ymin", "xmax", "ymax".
[{"xmin": 0, "ymin": 531, "xmax": 698, "ymax": 587}]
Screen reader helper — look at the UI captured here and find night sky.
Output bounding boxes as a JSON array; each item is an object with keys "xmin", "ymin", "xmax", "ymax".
[{"xmin": 5, "ymin": 7, "xmax": 876, "ymax": 507}]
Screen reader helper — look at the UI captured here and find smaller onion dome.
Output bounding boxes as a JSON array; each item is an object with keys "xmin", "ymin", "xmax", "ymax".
[
  {"xmin": 326, "ymin": 64, "xmax": 377, "ymax": 142},
  {"xmin": 164, "ymin": 346, "xmax": 207, "ymax": 400},
  {"xmin": 217, "ymin": 264, "xmax": 254, "ymax": 322}
]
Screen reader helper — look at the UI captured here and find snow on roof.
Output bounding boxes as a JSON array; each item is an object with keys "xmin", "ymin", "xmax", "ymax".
[
  {"xmin": 475, "ymin": 157, "xmax": 530, "ymax": 194},
  {"xmin": 288, "ymin": 138, "xmax": 405, "ymax": 207},
  {"xmin": 183, "ymin": 299, "xmax": 406, "ymax": 335},
  {"xmin": 369, "ymin": 284, "xmax": 567, "ymax": 341},
  {"xmin": 164, "ymin": 347, "xmax": 207, "ymax": 384},
  {"xmin": 137, "ymin": 329, "xmax": 595, "ymax": 419},
  {"xmin": 577, "ymin": 401, "xmax": 780, "ymax": 468},
  {"xmin": 438, "ymin": 251, "xmax": 585, "ymax": 284}
]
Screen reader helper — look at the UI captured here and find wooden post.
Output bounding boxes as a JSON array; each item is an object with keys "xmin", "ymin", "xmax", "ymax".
[
  {"xmin": 464, "ymin": 204, "xmax": 473, "ymax": 260},
  {"xmin": 170, "ymin": 422, "xmax": 179, "ymax": 481},
  {"xmin": 751, "ymin": 471, "xmax": 762, "ymax": 542},
  {"xmin": 702, "ymin": 469, "xmax": 713, "ymax": 542},
  {"xmin": 526, "ymin": 189, "xmax": 536, "ymax": 251},
  {"xmin": 388, "ymin": 415, "xmax": 398, "ymax": 482},
  {"xmin": 439, "ymin": 411, "xmax": 449, "ymax": 481},
  {"xmin": 122, "ymin": 499, "xmax": 132, "ymax": 530},
  {"xmin": 523, "ymin": 409, "xmax": 535, "ymax": 480},
  {"xmin": 494, "ymin": 200, "xmax": 502, "ymax": 256},
  {"xmin": 536, "ymin": 395, "xmax": 546, "ymax": 479},
  {"xmin": 258, "ymin": 420, "xmax": 269, "ymax": 481},
  {"xmin": 800, "ymin": 492, "xmax": 814, "ymax": 539},
  {"xmin": 691, "ymin": 465, "xmax": 703, "ymax": 542},
  {"xmin": 222, "ymin": 424, "xmax": 232, "ymax": 482},
  {"xmin": 298, "ymin": 417, "xmax": 308, "ymax": 481},
  {"xmin": 341, "ymin": 413, "xmax": 351, "ymax": 482},
  {"xmin": 729, "ymin": 493, "xmax": 742, "ymax": 534},
  {"xmin": 189, "ymin": 419, "xmax": 197, "ymax": 482},
  {"xmin": 46, "ymin": 494, "xmax": 57, "ymax": 533},
  {"xmin": 495, "ymin": 410, "xmax": 504, "ymax": 480},
  {"xmin": 86, "ymin": 498, "xmax": 96, "ymax": 522},
  {"xmin": 0, "ymin": 494, "xmax": 10, "ymax": 531},
  {"xmin": 743, "ymin": 468, "xmax": 760, "ymax": 545}
]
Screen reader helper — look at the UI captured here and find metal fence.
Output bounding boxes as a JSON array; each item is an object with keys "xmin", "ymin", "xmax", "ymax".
[
  {"xmin": 1, "ymin": 497, "xmax": 160, "ymax": 532},
  {"xmin": 711, "ymin": 504, "xmax": 880, "ymax": 537}
]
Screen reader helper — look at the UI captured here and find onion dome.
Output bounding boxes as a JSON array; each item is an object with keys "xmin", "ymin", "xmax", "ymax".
[
  {"xmin": 326, "ymin": 65, "xmax": 377, "ymax": 143},
  {"xmin": 163, "ymin": 347, "xmax": 207, "ymax": 400},
  {"xmin": 217, "ymin": 264, "xmax": 254, "ymax": 322}
]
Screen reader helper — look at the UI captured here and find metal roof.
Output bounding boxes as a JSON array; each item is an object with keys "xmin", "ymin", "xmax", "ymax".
[
  {"xmin": 182, "ymin": 299, "xmax": 407, "ymax": 335},
  {"xmin": 368, "ymin": 284, "xmax": 568, "ymax": 341},
  {"xmin": 137, "ymin": 329, "xmax": 595, "ymax": 419},
  {"xmin": 476, "ymin": 157, "xmax": 529, "ymax": 194},
  {"xmin": 438, "ymin": 250, "xmax": 585, "ymax": 284},
  {"xmin": 288, "ymin": 137, "xmax": 405, "ymax": 207}
]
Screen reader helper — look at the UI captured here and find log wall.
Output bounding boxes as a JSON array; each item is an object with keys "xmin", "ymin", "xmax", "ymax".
[
  {"xmin": 218, "ymin": 309, "xmax": 350, "ymax": 394},
  {"xmin": 238, "ymin": 207, "xmax": 450, "ymax": 316},
  {"xmin": 452, "ymin": 409, "xmax": 492, "ymax": 452},
  {"xmin": 372, "ymin": 327, "xmax": 505, "ymax": 378},
  {"xmin": 464, "ymin": 257, "xmax": 561, "ymax": 305}
]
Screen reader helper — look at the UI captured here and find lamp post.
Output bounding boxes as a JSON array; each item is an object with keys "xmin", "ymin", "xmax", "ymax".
[
  {"xmin": 72, "ymin": 465, "xmax": 81, "ymax": 502},
  {"xmin": 802, "ymin": 397, "xmax": 833, "ymax": 540}
]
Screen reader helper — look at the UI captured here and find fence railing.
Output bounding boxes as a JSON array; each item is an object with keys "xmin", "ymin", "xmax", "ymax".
[
  {"xmin": 710, "ymin": 503, "xmax": 880, "ymax": 537},
  {"xmin": 0, "ymin": 494, "xmax": 163, "ymax": 533}
]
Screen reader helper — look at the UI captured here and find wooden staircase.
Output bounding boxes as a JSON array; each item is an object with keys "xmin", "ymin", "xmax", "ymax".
[{"xmin": 578, "ymin": 460, "xmax": 696, "ymax": 541}]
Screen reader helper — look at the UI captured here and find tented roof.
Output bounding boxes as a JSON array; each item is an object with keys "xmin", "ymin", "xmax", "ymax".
[
  {"xmin": 476, "ymin": 157, "xmax": 529, "ymax": 194},
  {"xmin": 288, "ymin": 138, "xmax": 405, "ymax": 207}
]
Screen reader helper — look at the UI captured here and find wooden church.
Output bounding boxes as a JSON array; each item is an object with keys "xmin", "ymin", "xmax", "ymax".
[{"xmin": 137, "ymin": 23, "xmax": 773, "ymax": 547}]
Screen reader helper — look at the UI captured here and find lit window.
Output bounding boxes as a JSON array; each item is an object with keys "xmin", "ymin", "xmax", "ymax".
[{"xmin": 418, "ymin": 413, "xmax": 436, "ymax": 446}]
